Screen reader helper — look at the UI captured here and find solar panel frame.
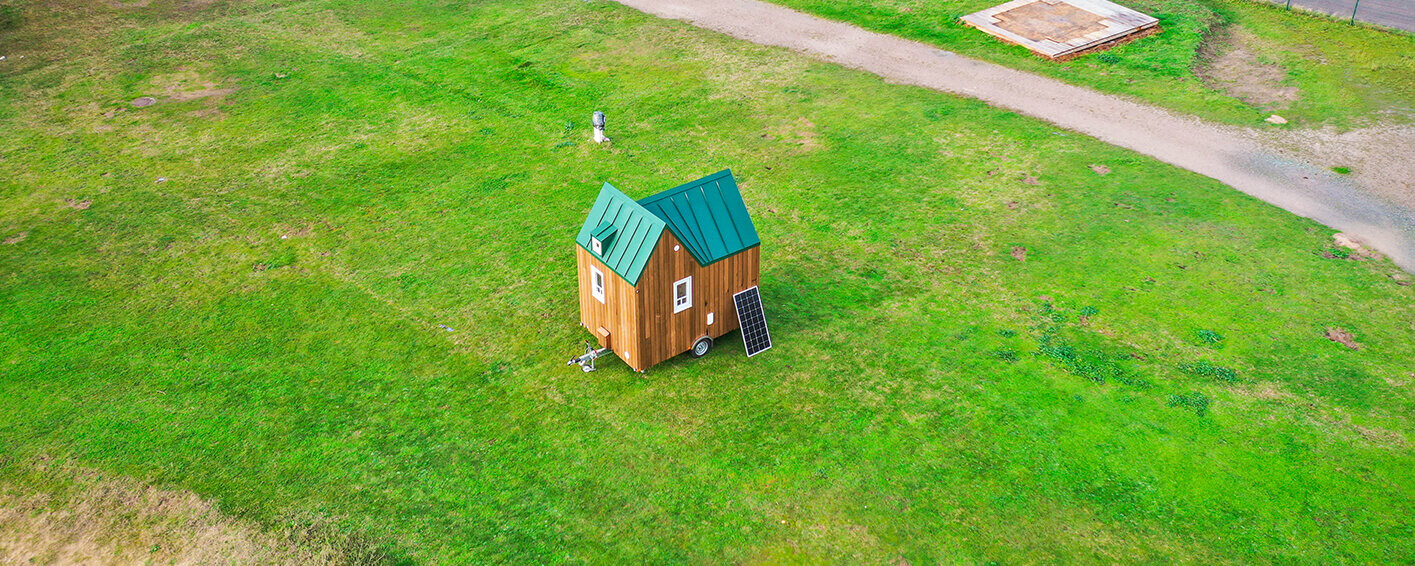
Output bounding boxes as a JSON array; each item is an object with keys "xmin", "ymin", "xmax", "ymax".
[{"xmin": 732, "ymin": 286, "xmax": 773, "ymax": 357}]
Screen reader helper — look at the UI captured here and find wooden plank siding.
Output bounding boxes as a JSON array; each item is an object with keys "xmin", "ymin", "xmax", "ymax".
[
  {"xmin": 576, "ymin": 245, "xmax": 644, "ymax": 370},
  {"xmin": 577, "ymin": 232, "xmax": 760, "ymax": 372},
  {"xmin": 636, "ymin": 231, "xmax": 760, "ymax": 370}
]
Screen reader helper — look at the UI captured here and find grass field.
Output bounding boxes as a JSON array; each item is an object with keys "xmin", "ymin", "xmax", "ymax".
[
  {"xmin": 765, "ymin": 0, "xmax": 1415, "ymax": 128},
  {"xmin": 2, "ymin": 0, "xmax": 1415, "ymax": 562}
]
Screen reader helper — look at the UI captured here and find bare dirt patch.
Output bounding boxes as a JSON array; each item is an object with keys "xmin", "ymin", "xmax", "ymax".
[
  {"xmin": 143, "ymin": 70, "xmax": 237, "ymax": 115},
  {"xmin": 0, "ymin": 458, "xmax": 391, "ymax": 565},
  {"xmin": 1328, "ymin": 232, "xmax": 1384, "ymax": 261},
  {"xmin": 63, "ymin": 198, "xmax": 91, "ymax": 210},
  {"xmin": 1011, "ymin": 245, "xmax": 1027, "ymax": 261},
  {"xmin": 1196, "ymin": 27, "xmax": 1298, "ymax": 109},
  {"xmin": 1089, "ymin": 164, "xmax": 1110, "ymax": 175},
  {"xmin": 2, "ymin": 232, "xmax": 26, "ymax": 245},
  {"xmin": 1324, "ymin": 327, "xmax": 1362, "ymax": 350}
]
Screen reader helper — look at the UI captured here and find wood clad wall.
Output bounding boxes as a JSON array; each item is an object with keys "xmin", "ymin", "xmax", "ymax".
[
  {"xmin": 576, "ymin": 244, "xmax": 644, "ymax": 371},
  {"xmin": 636, "ymin": 231, "xmax": 761, "ymax": 370}
]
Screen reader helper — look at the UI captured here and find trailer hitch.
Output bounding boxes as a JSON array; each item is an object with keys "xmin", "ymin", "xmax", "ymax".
[{"xmin": 567, "ymin": 341, "xmax": 611, "ymax": 372}]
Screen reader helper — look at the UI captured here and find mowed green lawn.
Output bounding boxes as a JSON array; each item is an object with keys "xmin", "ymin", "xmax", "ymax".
[
  {"xmin": 2, "ymin": 0, "xmax": 1414, "ymax": 562},
  {"xmin": 766, "ymin": 0, "xmax": 1415, "ymax": 127}
]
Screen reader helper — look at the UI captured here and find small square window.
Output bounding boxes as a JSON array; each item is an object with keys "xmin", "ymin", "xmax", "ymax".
[
  {"xmin": 591, "ymin": 265, "xmax": 605, "ymax": 304},
  {"xmin": 673, "ymin": 276, "xmax": 692, "ymax": 313},
  {"xmin": 590, "ymin": 237, "xmax": 603, "ymax": 255}
]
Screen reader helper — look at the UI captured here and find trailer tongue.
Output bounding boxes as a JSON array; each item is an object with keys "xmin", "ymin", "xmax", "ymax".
[{"xmin": 567, "ymin": 341, "xmax": 611, "ymax": 372}]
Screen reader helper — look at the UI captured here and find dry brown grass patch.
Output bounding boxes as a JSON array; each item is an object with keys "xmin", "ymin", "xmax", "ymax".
[{"xmin": 0, "ymin": 458, "xmax": 390, "ymax": 565}]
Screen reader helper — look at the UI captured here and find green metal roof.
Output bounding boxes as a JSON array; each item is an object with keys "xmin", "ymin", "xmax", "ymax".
[
  {"xmin": 576, "ymin": 170, "xmax": 760, "ymax": 285},
  {"xmin": 575, "ymin": 183, "xmax": 665, "ymax": 285},
  {"xmin": 636, "ymin": 169, "xmax": 760, "ymax": 267}
]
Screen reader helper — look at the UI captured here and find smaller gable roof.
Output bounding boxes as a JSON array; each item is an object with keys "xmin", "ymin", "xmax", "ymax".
[
  {"xmin": 575, "ymin": 183, "xmax": 665, "ymax": 285},
  {"xmin": 636, "ymin": 169, "xmax": 760, "ymax": 267}
]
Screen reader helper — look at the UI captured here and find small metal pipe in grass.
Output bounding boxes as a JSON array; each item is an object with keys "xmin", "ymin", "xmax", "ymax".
[
  {"xmin": 592, "ymin": 110, "xmax": 608, "ymax": 143},
  {"xmin": 1350, "ymin": 0, "xmax": 1360, "ymax": 24}
]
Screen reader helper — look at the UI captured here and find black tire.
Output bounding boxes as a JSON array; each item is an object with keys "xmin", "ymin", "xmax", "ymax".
[{"xmin": 689, "ymin": 336, "xmax": 713, "ymax": 358}]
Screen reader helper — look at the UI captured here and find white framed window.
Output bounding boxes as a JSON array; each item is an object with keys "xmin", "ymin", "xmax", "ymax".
[
  {"xmin": 591, "ymin": 265, "xmax": 605, "ymax": 304},
  {"xmin": 590, "ymin": 237, "xmax": 603, "ymax": 255},
  {"xmin": 673, "ymin": 276, "xmax": 692, "ymax": 313}
]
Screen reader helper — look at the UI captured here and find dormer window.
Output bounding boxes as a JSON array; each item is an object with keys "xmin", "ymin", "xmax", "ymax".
[{"xmin": 590, "ymin": 221, "xmax": 616, "ymax": 257}]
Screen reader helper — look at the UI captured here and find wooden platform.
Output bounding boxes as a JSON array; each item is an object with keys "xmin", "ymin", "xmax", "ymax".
[{"xmin": 961, "ymin": 0, "xmax": 1159, "ymax": 60}]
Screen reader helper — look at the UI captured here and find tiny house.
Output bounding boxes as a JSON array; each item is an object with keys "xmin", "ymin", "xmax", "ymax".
[{"xmin": 574, "ymin": 170, "xmax": 764, "ymax": 372}]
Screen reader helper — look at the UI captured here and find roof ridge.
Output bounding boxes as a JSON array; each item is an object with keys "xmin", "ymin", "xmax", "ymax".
[{"xmin": 637, "ymin": 169, "xmax": 733, "ymax": 205}]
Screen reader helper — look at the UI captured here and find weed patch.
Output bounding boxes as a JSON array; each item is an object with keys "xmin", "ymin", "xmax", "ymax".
[
  {"xmin": 1036, "ymin": 333, "xmax": 1151, "ymax": 388},
  {"xmin": 1179, "ymin": 360, "xmax": 1239, "ymax": 383},
  {"xmin": 1167, "ymin": 391, "xmax": 1211, "ymax": 417}
]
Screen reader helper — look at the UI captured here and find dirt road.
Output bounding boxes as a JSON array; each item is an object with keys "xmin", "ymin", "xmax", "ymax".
[{"xmin": 611, "ymin": 0, "xmax": 1415, "ymax": 272}]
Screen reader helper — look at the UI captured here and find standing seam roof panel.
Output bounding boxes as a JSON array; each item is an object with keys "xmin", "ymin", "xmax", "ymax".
[
  {"xmin": 636, "ymin": 169, "xmax": 760, "ymax": 268},
  {"xmin": 710, "ymin": 180, "xmax": 745, "ymax": 251},
  {"xmin": 668, "ymin": 197, "xmax": 710, "ymax": 263},
  {"xmin": 685, "ymin": 189, "xmax": 729, "ymax": 261},
  {"xmin": 575, "ymin": 183, "xmax": 665, "ymax": 285}
]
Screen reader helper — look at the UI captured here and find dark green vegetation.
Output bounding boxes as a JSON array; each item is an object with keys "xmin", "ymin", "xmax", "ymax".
[
  {"xmin": 766, "ymin": 0, "xmax": 1415, "ymax": 127},
  {"xmin": 2, "ymin": 0, "xmax": 1414, "ymax": 562}
]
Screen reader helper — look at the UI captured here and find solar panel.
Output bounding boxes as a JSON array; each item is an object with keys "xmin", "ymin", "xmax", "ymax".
[{"xmin": 732, "ymin": 286, "xmax": 772, "ymax": 357}]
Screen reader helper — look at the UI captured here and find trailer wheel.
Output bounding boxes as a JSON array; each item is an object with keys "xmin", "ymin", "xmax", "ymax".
[{"xmin": 690, "ymin": 336, "xmax": 713, "ymax": 358}]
